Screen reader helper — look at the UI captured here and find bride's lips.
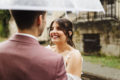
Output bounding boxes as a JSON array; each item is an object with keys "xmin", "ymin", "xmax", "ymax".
[{"xmin": 50, "ymin": 34, "xmax": 60, "ymax": 39}]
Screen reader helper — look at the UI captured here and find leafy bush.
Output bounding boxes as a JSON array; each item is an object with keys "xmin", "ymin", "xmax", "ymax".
[{"xmin": 0, "ymin": 10, "xmax": 10, "ymax": 38}]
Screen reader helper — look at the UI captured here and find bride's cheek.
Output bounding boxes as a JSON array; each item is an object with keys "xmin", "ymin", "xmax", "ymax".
[{"xmin": 49, "ymin": 33, "xmax": 52, "ymax": 37}]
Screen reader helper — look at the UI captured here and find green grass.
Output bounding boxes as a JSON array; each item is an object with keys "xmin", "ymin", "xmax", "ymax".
[{"xmin": 83, "ymin": 55, "xmax": 120, "ymax": 69}]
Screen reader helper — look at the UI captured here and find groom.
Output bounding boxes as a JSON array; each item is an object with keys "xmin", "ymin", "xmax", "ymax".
[{"xmin": 0, "ymin": 10, "xmax": 67, "ymax": 80}]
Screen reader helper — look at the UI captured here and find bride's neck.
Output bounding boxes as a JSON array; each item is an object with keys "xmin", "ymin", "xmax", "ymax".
[{"xmin": 55, "ymin": 42, "xmax": 71, "ymax": 53}]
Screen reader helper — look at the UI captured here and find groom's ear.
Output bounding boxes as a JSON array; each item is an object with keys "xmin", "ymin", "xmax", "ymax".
[{"xmin": 37, "ymin": 15, "xmax": 43, "ymax": 26}]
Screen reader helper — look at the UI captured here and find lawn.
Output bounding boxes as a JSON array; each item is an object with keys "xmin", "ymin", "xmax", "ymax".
[{"xmin": 83, "ymin": 55, "xmax": 120, "ymax": 69}]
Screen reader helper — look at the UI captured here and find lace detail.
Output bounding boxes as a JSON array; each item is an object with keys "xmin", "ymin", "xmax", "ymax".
[
  {"xmin": 64, "ymin": 50, "xmax": 83, "ymax": 67},
  {"xmin": 46, "ymin": 45, "xmax": 82, "ymax": 80},
  {"xmin": 67, "ymin": 73, "xmax": 82, "ymax": 80}
]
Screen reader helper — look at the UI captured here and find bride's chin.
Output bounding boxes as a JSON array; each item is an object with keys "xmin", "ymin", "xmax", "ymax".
[{"xmin": 52, "ymin": 41, "xmax": 60, "ymax": 45}]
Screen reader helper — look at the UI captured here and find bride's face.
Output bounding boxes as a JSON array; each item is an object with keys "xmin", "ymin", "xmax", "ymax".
[{"xmin": 50, "ymin": 22, "xmax": 67, "ymax": 44}]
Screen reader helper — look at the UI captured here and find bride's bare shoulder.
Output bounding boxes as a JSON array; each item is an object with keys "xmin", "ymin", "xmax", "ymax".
[
  {"xmin": 69, "ymin": 49, "xmax": 82, "ymax": 61},
  {"xmin": 70, "ymin": 48, "xmax": 81, "ymax": 55}
]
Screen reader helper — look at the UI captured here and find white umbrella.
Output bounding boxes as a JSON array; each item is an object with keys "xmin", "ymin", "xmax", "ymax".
[
  {"xmin": 0, "ymin": 0, "xmax": 104, "ymax": 12},
  {"xmin": 73, "ymin": 0, "xmax": 104, "ymax": 12}
]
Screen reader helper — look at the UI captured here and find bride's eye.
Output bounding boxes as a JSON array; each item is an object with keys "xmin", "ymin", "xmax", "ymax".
[{"xmin": 57, "ymin": 27, "xmax": 63, "ymax": 31}]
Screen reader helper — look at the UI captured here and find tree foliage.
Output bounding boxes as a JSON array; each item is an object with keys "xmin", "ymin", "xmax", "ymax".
[{"xmin": 0, "ymin": 10, "xmax": 10, "ymax": 38}]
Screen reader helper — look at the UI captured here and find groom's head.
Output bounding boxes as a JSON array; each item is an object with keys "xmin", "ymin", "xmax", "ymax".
[{"xmin": 11, "ymin": 10, "xmax": 46, "ymax": 36}]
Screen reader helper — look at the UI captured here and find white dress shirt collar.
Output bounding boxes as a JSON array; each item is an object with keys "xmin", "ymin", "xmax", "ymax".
[{"xmin": 16, "ymin": 33, "xmax": 38, "ymax": 41}]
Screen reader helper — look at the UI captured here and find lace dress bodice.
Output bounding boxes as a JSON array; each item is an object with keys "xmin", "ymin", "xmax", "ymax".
[
  {"xmin": 46, "ymin": 45, "xmax": 83, "ymax": 80},
  {"xmin": 64, "ymin": 50, "xmax": 83, "ymax": 80}
]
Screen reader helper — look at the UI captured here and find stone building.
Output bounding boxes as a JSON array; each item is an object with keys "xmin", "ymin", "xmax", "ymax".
[
  {"xmin": 64, "ymin": 0, "xmax": 120, "ymax": 56},
  {"xmin": 8, "ymin": 0, "xmax": 120, "ymax": 56}
]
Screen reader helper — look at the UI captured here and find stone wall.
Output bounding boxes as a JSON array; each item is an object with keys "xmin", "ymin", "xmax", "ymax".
[{"xmin": 73, "ymin": 20, "xmax": 120, "ymax": 56}]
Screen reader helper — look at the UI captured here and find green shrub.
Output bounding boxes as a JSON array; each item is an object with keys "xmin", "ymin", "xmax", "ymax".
[{"xmin": 0, "ymin": 10, "xmax": 10, "ymax": 38}]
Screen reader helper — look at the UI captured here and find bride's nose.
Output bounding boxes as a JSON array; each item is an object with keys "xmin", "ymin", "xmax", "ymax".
[
  {"xmin": 51, "ymin": 28, "xmax": 58, "ymax": 33},
  {"xmin": 50, "ymin": 28, "xmax": 58, "ymax": 36}
]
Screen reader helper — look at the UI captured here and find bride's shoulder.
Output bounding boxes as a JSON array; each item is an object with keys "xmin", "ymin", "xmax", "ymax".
[
  {"xmin": 71, "ymin": 49, "xmax": 81, "ymax": 55},
  {"xmin": 70, "ymin": 49, "xmax": 83, "ymax": 61}
]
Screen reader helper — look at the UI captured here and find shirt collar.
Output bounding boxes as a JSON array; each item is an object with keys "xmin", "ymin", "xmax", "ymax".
[{"xmin": 16, "ymin": 33, "xmax": 38, "ymax": 41}]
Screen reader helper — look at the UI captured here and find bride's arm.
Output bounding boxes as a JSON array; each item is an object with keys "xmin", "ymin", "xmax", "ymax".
[{"xmin": 66, "ymin": 51, "xmax": 82, "ymax": 77}]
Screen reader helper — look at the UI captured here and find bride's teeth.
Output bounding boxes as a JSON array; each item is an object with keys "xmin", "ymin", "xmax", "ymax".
[{"xmin": 52, "ymin": 35, "xmax": 59, "ymax": 38}]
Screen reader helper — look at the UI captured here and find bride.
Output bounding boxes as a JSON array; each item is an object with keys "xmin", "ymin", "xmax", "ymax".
[{"xmin": 46, "ymin": 18, "xmax": 83, "ymax": 80}]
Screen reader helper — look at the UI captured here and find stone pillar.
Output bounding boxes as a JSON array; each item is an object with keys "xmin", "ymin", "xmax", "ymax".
[
  {"xmin": 116, "ymin": 0, "xmax": 120, "ymax": 20},
  {"xmin": 118, "ymin": 0, "xmax": 120, "ymax": 20},
  {"xmin": 89, "ymin": 12, "xmax": 94, "ymax": 21},
  {"xmin": 8, "ymin": 16, "xmax": 18, "ymax": 37},
  {"xmin": 103, "ymin": 0, "xmax": 107, "ymax": 14}
]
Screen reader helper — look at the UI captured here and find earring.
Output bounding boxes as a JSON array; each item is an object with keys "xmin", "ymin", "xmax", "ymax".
[{"xmin": 68, "ymin": 31, "xmax": 72, "ymax": 36}]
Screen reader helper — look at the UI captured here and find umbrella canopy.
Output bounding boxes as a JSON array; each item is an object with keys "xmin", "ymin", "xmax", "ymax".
[{"xmin": 0, "ymin": 0, "xmax": 104, "ymax": 12}]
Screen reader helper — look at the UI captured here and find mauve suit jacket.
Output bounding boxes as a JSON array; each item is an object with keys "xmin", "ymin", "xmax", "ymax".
[{"xmin": 0, "ymin": 34, "xmax": 67, "ymax": 80}]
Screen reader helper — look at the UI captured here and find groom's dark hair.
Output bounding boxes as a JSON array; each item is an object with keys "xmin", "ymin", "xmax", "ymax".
[{"xmin": 11, "ymin": 10, "xmax": 46, "ymax": 30}]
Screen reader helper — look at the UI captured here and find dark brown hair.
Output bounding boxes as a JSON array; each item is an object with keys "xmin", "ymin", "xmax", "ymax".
[
  {"xmin": 49, "ymin": 18, "xmax": 75, "ymax": 47},
  {"xmin": 11, "ymin": 10, "xmax": 46, "ymax": 30}
]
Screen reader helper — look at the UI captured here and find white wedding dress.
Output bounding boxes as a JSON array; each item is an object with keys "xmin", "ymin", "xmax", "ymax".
[{"xmin": 46, "ymin": 45, "xmax": 83, "ymax": 80}]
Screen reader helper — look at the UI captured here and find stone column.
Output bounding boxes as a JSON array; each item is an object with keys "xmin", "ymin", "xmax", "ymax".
[
  {"xmin": 116, "ymin": 0, "xmax": 120, "ymax": 20},
  {"xmin": 8, "ymin": 16, "xmax": 18, "ymax": 37}
]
